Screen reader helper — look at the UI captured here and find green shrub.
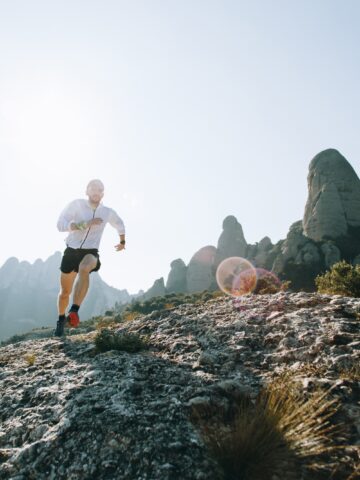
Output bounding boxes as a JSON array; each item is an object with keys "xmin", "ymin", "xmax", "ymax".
[
  {"xmin": 94, "ymin": 329, "xmax": 148, "ymax": 353},
  {"xmin": 315, "ymin": 261, "xmax": 360, "ymax": 297}
]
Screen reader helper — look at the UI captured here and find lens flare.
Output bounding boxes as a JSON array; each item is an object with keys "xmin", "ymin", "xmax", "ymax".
[{"xmin": 216, "ymin": 257, "xmax": 257, "ymax": 297}]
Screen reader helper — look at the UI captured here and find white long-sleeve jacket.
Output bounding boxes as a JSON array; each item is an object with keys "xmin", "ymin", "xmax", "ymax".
[{"xmin": 57, "ymin": 199, "xmax": 125, "ymax": 249}]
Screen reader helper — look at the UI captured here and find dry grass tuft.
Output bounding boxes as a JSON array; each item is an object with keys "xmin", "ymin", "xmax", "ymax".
[
  {"xmin": 95, "ymin": 317, "xmax": 118, "ymax": 330},
  {"xmin": 191, "ymin": 376, "xmax": 351, "ymax": 480},
  {"xmin": 24, "ymin": 353, "xmax": 36, "ymax": 366},
  {"xmin": 338, "ymin": 364, "xmax": 360, "ymax": 382},
  {"xmin": 274, "ymin": 363, "xmax": 328, "ymax": 381},
  {"xmin": 164, "ymin": 303, "xmax": 176, "ymax": 309},
  {"xmin": 122, "ymin": 311, "xmax": 141, "ymax": 322}
]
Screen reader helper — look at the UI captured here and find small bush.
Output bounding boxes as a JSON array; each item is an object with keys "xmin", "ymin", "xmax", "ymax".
[
  {"xmin": 316, "ymin": 261, "xmax": 360, "ymax": 297},
  {"xmin": 94, "ymin": 329, "xmax": 148, "ymax": 353},
  {"xmin": 254, "ymin": 272, "xmax": 291, "ymax": 295},
  {"xmin": 95, "ymin": 319, "xmax": 115, "ymax": 330},
  {"xmin": 24, "ymin": 353, "xmax": 36, "ymax": 366},
  {"xmin": 164, "ymin": 302, "xmax": 175, "ymax": 309},
  {"xmin": 122, "ymin": 311, "xmax": 141, "ymax": 322}
]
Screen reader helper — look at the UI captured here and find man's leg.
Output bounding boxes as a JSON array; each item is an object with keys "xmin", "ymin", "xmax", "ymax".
[
  {"xmin": 55, "ymin": 271, "xmax": 77, "ymax": 336},
  {"xmin": 58, "ymin": 271, "xmax": 77, "ymax": 315},
  {"xmin": 72, "ymin": 254, "xmax": 98, "ymax": 306}
]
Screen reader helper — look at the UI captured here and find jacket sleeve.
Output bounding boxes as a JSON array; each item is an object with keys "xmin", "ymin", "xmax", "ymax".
[
  {"xmin": 57, "ymin": 200, "xmax": 77, "ymax": 232},
  {"xmin": 108, "ymin": 209, "xmax": 126, "ymax": 235}
]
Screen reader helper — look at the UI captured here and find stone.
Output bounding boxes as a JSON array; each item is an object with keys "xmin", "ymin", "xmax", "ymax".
[
  {"xmin": 294, "ymin": 242, "xmax": 321, "ymax": 265},
  {"xmin": 303, "ymin": 148, "xmax": 360, "ymax": 241},
  {"xmin": 142, "ymin": 277, "xmax": 166, "ymax": 301},
  {"xmin": 272, "ymin": 221, "xmax": 308, "ymax": 274},
  {"xmin": 258, "ymin": 236, "xmax": 272, "ymax": 251},
  {"xmin": 186, "ymin": 246, "xmax": 217, "ymax": 293},
  {"xmin": 214, "ymin": 215, "xmax": 248, "ymax": 268},
  {"xmin": 166, "ymin": 259, "xmax": 187, "ymax": 293},
  {"xmin": 321, "ymin": 242, "xmax": 341, "ymax": 269},
  {"xmin": 281, "ymin": 221, "xmax": 308, "ymax": 261}
]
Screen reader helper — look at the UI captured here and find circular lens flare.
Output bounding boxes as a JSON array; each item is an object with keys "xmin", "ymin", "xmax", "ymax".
[{"xmin": 216, "ymin": 257, "xmax": 257, "ymax": 297}]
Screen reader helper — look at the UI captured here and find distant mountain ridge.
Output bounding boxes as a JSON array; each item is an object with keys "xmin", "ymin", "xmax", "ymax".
[{"xmin": 0, "ymin": 252, "xmax": 132, "ymax": 341}]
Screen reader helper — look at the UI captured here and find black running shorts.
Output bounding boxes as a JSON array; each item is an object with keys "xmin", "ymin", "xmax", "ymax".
[{"xmin": 60, "ymin": 247, "xmax": 101, "ymax": 274}]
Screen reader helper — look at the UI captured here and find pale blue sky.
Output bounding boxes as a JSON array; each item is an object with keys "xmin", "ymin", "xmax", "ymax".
[{"xmin": 0, "ymin": 0, "xmax": 359, "ymax": 293}]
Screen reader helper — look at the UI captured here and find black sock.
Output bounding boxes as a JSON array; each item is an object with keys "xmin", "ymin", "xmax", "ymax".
[
  {"xmin": 59, "ymin": 314, "xmax": 66, "ymax": 322},
  {"xmin": 69, "ymin": 304, "xmax": 80, "ymax": 313}
]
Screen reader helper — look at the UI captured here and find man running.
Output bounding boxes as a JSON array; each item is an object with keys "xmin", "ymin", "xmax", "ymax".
[{"xmin": 55, "ymin": 179, "xmax": 126, "ymax": 336}]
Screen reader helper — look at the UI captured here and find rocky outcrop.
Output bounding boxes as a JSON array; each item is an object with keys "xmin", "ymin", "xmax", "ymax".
[
  {"xmin": 268, "ymin": 150, "xmax": 360, "ymax": 289},
  {"xmin": 214, "ymin": 215, "xmax": 248, "ymax": 269},
  {"xmin": 321, "ymin": 242, "xmax": 341, "ymax": 269},
  {"xmin": 252, "ymin": 236, "xmax": 273, "ymax": 268},
  {"xmin": 166, "ymin": 259, "xmax": 187, "ymax": 293},
  {"xmin": 303, "ymin": 149, "xmax": 360, "ymax": 241},
  {"xmin": 142, "ymin": 277, "xmax": 166, "ymax": 300},
  {"xmin": 122, "ymin": 149, "xmax": 360, "ymax": 299},
  {"xmin": 186, "ymin": 246, "xmax": 217, "ymax": 293},
  {"xmin": 0, "ymin": 292, "xmax": 359, "ymax": 479}
]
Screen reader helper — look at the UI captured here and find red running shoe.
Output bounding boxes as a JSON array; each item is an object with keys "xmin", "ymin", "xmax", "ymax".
[{"xmin": 66, "ymin": 311, "xmax": 80, "ymax": 328}]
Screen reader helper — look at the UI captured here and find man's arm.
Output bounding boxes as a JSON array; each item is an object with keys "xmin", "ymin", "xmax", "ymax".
[
  {"xmin": 57, "ymin": 200, "xmax": 77, "ymax": 232},
  {"xmin": 115, "ymin": 233, "xmax": 126, "ymax": 251},
  {"xmin": 109, "ymin": 209, "xmax": 126, "ymax": 251},
  {"xmin": 58, "ymin": 201, "xmax": 103, "ymax": 232}
]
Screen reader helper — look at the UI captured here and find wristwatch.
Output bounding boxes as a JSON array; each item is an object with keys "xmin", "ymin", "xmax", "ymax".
[{"xmin": 120, "ymin": 240, "xmax": 126, "ymax": 245}]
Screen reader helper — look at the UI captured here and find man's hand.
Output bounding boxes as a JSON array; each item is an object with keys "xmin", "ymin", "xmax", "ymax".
[
  {"xmin": 87, "ymin": 218, "xmax": 103, "ymax": 227},
  {"xmin": 114, "ymin": 243, "xmax": 126, "ymax": 252},
  {"xmin": 70, "ymin": 218, "xmax": 103, "ymax": 231}
]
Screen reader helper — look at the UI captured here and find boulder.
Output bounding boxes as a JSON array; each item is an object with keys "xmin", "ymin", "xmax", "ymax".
[
  {"xmin": 214, "ymin": 215, "xmax": 248, "ymax": 268},
  {"xmin": 303, "ymin": 149, "xmax": 360, "ymax": 241},
  {"xmin": 186, "ymin": 246, "xmax": 217, "ymax": 293},
  {"xmin": 271, "ymin": 221, "xmax": 322, "ymax": 290},
  {"xmin": 321, "ymin": 242, "xmax": 341, "ymax": 269},
  {"xmin": 166, "ymin": 259, "xmax": 187, "ymax": 293},
  {"xmin": 253, "ymin": 236, "xmax": 273, "ymax": 267},
  {"xmin": 272, "ymin": 221, "xmax": 308, "ymax": 274},
  {"xmin": 143, "ymin": 278, "xmax": 166, "ymax": 301}
]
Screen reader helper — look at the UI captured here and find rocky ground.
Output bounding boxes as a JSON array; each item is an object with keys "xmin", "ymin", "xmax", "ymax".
[{"xmin": 0, "ymin": 292, "xmax": 359, "ymax": 480}]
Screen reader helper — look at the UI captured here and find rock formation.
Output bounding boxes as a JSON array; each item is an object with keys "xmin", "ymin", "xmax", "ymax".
[
  {"xmin": 165, "ymin": 259, "xmax": 187, "ymax": 293},
  {"xmin": 214, "ymin": 215, "xmax": 248, "ymax": 269},
  {"xmin": 252, "ymin": 236, "xmax": 273, "ymax": 268},
  {"xmin": 303, "ymin": 148, "xmax": 360, "ymax": 242},
  {"xmin": 140, "ymin": 148, "xmax": 360, "ymax": 297},
  {"xmin": 142, "ymin": 277, "xmax": 166, "ymax": 300},
  {"xmin": 186, "ymin": 246, "xmax": 217, "ymax": 293},
  {"xmin": 321, "ymin": 242, "xmax": 341, "ymax": 269}
]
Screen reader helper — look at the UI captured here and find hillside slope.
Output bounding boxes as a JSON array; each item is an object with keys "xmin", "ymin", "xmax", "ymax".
[{"xmin": 0, "ymin": 292, "xmax": 359, "ymax": 479}]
